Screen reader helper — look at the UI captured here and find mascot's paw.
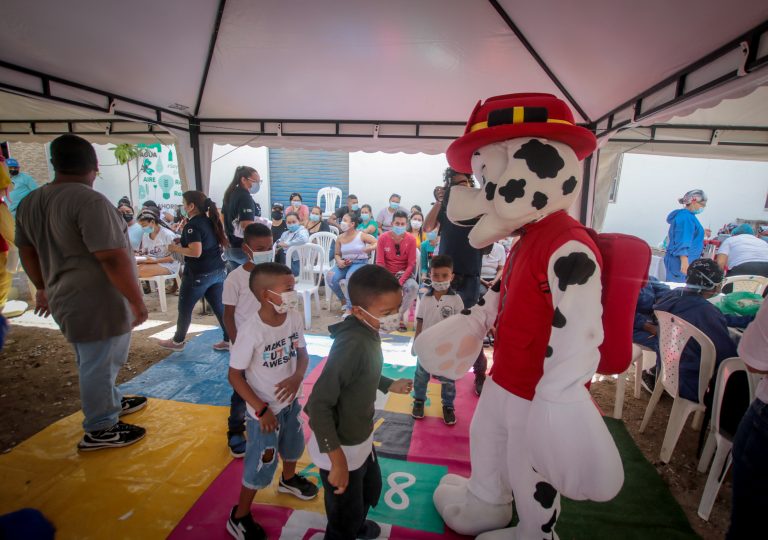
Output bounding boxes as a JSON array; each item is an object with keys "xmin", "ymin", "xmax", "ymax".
[
  {"xmin": 434, "ymin": 478, "xmax": 513, "ymax": 536},
  {"xmin": 413, "ymin": 288, "xmax": 499, "ymax": 379},
  {"xmin": 526, "ymin": 396, "xmax": 624, "ymax": 501}
]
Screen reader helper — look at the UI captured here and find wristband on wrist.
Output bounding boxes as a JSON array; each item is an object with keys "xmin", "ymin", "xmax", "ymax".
[{"xmin": 256, "ymin": 404, "xmax": 269, "ymax": 418}]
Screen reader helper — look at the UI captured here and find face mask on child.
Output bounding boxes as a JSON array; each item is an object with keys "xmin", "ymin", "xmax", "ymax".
[
  {"xmin": 268, "ymin": 290, "xmax": 299, "ymax": 314},
  {"xmin": 142, "ymin": 225, "xmax": 154, "ymax": 235},
  {"xmin": 247, "ymin": 248, "xmax": 274, "ymax": 265},
  {"xmin": 427, "ymin": 230, "xmax": 438, "ymax": 241},
  {"xmin": 358, "ymin": 307, "xmax": 401, "ymax": 333},
  {"xmin": 431, "ymin": 280, "xmax": 451, "ymax": 291}
]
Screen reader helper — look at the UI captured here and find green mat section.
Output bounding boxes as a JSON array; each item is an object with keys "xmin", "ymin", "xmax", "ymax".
[{"xmin": 555, "ymin": 417, "xmax": 699, "ymax": 539}]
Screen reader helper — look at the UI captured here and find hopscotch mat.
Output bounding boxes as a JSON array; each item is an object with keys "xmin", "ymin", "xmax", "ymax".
[{"xmin": 0, "ymin": 330, "xmax": 697, "ymax": 539}]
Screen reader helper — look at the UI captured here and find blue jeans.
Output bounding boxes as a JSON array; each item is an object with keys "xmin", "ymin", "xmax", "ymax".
[
  {"xmin": 225, "ymin": 246, "xmax": 248, "ymax": 274},
  {"xmin": 242, "ymin": 400, "xmax": 305, "ymax": 489},
  {"xmin": 228, "ymin": 371, "xmax": 247, "ymax": 435},
  {"xmin": 173, "ymin": 268, "xmax": 229, "ymax": 343},
  {"xmin": 413, "ymin": 361, "xmax": 456, "ymax": 408},
  {"xmin": 727, "ymin": 398, "xmax": 768, "ymax": 539},
  {"xmin": 72, "ymin": 332, "xmax": 132, "ymax": 432},
  {"xmin": 328, "ymin": 263, "xmax": 367, "ymax": 309}
]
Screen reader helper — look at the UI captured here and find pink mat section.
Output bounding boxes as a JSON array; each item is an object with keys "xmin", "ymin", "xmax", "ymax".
[{"xmin": 406, "ymin": 374, "xmax": 476, "ymax": 476}]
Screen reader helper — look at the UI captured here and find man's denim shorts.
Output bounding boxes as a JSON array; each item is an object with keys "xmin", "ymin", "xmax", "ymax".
[{"xmin": 243, "ymin": 399, "xmax": 305, "ymax": 490}]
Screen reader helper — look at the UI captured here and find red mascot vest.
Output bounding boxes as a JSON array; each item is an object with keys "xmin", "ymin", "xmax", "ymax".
[{"xmin": 491, "ymin": 211, "xmax": 602, "ymax": 401}]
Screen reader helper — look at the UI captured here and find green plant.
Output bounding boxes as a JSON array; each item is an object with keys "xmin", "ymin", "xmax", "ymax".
[{"xmin": 110, "ymin": 143, "xmax": 140, "ymax": 205}]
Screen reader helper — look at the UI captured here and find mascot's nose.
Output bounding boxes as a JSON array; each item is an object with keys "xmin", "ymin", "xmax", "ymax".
[{"xmin": 446, "ymin": 186, "xmax": 492, "ymax": 224}]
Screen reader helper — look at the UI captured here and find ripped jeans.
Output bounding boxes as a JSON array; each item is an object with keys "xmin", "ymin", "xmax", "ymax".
[{"xmin": 242, "ymin": 399, "xmax": 305, "ymax": 490}]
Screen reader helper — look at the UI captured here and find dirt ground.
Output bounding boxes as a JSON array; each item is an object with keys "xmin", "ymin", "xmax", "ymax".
[{"xmin": 1, "ymin": 289, "xmax": 729, "ymax": 538}]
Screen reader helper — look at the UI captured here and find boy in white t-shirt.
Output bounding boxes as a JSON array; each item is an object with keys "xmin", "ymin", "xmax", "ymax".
[
  {"xmin": 411, "ymin": 255, "xmax": 466, "ymax": 425},
  {"xmin": 222, "ymin": 223, "xmax": 275, "ymax": 457},
  {"xmin": 226, "ymin": 262, "xmax": 319, "ymax": 540}
]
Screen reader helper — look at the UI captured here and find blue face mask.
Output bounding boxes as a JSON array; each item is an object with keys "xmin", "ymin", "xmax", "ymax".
[
  {"xmin": 426, "ymin": 230, "xmax": 438, "ymax": 241},
  {"xmin": 288, "ymin": 223, "xmax": 300, "ymax": 232},
  {"xmin": 360, "ymin": 212, "xmax": 370, "ymax": 221},
  {"xmin": 309, "ymin": 214, "xmax": 320, "ymax": 222},
  {"xmin": 351, "ymin": 203, "xmax": 360, "ymax": 211},
  {"xmin": 249, "ymin": 181, "xmax": 260, "ymax": 194},
  {"xmin": 248, "ymin": 248, "xmax": 274, "ymax": 265},
  {"xmin": 392, "ymin": 225, "xmax": 406, "ymax": 236},
  {"xmin": 389, "ymin": 201, "xmax": 399, "ymax": 210},
  {"xmin": 142, "ymin": 226, "xmax": 154, "ymax": 235},
  {"xmin": 692, "ymin": 208, "xmax": 704, "ymax": 215}
]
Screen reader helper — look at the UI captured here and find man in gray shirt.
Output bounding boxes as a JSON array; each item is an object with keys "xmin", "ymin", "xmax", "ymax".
[{"xmin": 15, "ymin": 134, "xmax": 149, "ymax": 451}]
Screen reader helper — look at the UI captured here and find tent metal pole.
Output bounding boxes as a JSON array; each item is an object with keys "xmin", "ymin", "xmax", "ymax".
[
  {"xmin": 189, "ymin": 120, "xmax": 203, "ymax": 192},
  {"xmin": 486, "ymin": 0, "xmax": 591, "ymax": 123},
  {"xmin": 579, "ymin": 152, "xmax": 596, "ymax": 225},
  {"xmin": 194, "ymin": 0, "xmax": 227, "ymax": 117}
]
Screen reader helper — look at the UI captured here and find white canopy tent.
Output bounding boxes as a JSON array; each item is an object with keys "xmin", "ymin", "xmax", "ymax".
[{"xmin": 1, "ymin": 0, "xmax": 767, "ymax": 225}]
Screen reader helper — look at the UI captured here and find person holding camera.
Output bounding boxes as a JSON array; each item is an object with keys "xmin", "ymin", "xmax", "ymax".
[{"xmin": 424, "ymin": 167, "xmax": 487, "ymax": 395}]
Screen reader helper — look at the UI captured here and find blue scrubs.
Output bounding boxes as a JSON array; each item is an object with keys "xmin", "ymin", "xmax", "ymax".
[
  {"xmin": 8, "ymin": 172, "xmax": 38, "ymax": 216},
  {"xmin": 663, "ymin": 208, "xmax": 704, "ymax": 282}
]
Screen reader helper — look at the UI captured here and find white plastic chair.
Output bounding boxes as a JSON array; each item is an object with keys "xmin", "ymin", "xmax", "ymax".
[
  {"xmin": 328, "ymin": 225, "xmax": 339, "ymax": 236},
  {"xmin": 722, "ymin": 274, "xmax": 768, "ymax": 295},
  {"xmin": 696, "ymin": 357, "xmax": 757, "ymax": 520},
  {"xmin": 309, "ymin": 231, "xmax": 336, "ymax": 309},
  {"xmin": 317, "ymin": 187, "xmax": 342, "ymax": 218},
  {"xmin": 286, "ymin": 243, "xmax": 324, "ymax": 329},
  {"xmin": 614, "ymin": 343, "xmax": 655, "ymax": 419},
  {"xmin": 639, "ymin": 310, "xmax": 716, "ymax": 463},
  {"xmin": 139, "ymin": 271, "xmax": 180, "ymax": 313}
]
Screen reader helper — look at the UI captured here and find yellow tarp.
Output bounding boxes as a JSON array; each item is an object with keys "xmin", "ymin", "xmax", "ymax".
[{"xmin": 0, "ymin": 399, "xmax": 231, "ymax": 539}]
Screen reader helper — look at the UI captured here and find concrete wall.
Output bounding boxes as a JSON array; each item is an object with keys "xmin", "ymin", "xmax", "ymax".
[{"xmin": 602, "ymin": 153, "xmax": 768, "ymax": 246}]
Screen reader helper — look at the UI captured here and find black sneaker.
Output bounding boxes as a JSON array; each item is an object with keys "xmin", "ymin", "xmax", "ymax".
[
  {"xmin": 77, "ymin": 422, "xmax": 146, "ymax": 452},
  {"xmin": 411, "ymin": 400, "xmax": 425, "ymax": 419},
  {"xmin": 356, "ymin": 520, "xmax": 381, "ymax": 540},
  {"xmin": 120, "ymin": 396, "xmax": 148, "ymax": 417},
  {"xmin": 226, "ymin": 506, "xmax": 266, "ymax": 540},
  {"xmin": 474, "ymin": 376, "xmax": 485, "ymax": 396},
  {"xmin": 442, "ymin": 406, "xmax": 456, "ymax": 425},
  {"xmin": 641, "ymin": 369, "xmax": 656, "ymax": 394},
  {"xmin": 278, "ymin": 473, "xmax": 319, "ymax": 500}
]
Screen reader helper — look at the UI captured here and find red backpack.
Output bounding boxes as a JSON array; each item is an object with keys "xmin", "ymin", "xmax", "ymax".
[{"xmin": 585, "ymin": 230, "xmax": 651, "ymax": 375}]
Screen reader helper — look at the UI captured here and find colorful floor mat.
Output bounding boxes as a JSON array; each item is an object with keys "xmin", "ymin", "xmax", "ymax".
[{"xmin": 0, "ymin": 329, "xmax": 698, "ymax": 539}]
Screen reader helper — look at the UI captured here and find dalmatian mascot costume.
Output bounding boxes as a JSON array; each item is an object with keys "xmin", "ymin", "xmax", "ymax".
[{"xmin": 414, "ymin": 93, "xmax": 624, "ymax": 539}]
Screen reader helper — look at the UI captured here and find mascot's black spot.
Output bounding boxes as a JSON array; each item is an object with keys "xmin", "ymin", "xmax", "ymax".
[
  {"xmin": 534, "ymin": 482, "xmax": 557, "ymax": 509},
  {"xmin": 491, "ymin": 280, "xmax": 502, "ymax": 293},
  {"xmin": 484, "ymin": 181, "xmax": 497, "ymax": 201},
  {"xmin": 513, "ymin": 140, "xmax": 564, "ymax": 179},
  {"xmin": 553, "ymin": 252, "xmax": 597, "ymax": 292},
  {"xmin": 473, "ymin": 151, "xmax": 481, "ymax": 156},
  {"xmin": 552, "ymin": 308, "xmax": 566, "ymax": 328},
  {"xmin": 531, "ymin": 191, "xmax": 548, "ymax": 210},
  {"xmin": 541, "ymin": 510, "xmax": 558, "ymax": 533},
  {"xmin": 545, "ymin": 346, "xmax": 553, "ymax": 358},
  {"xmin": 477, "ymin": 296, "xmax": 486, "ymax": 306},
  {"xmin": 562, "ymin": 176, "xmax": 577, "ymax": 195},
  {"xmin": 498, "ymin": 178, "xmax": 526, "ymax": 203},
  {"xmin": 461, "ymin": 309, "xmax": 472, "ymax": 315}
]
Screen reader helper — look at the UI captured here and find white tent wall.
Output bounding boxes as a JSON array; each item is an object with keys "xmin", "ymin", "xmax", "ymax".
[
  {"xmin": 208, "ymin": 145, "xmax": 271, "ymax": 212},
  {"xmin": 601, "ymin": 153, "xmax": 768, "ymax": 246}
]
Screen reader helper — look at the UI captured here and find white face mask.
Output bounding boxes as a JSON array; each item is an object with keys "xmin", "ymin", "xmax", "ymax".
[
  {"xmin": 339, "ymin": 221, "xmax": 351, "ymax": 232},
  {"xmin": 431, "ymin": 280, "xmax": 451, "ymax": 291},
  {"xmin": 359, "ymin": 307, "xmax": 401, "ymax": 333},
  {"xmin": 248, "ymin": 249, "xmax": 274, "ymax": 265},
  {"xmin": 410, "ymin": 219, "xmax": 422, "ymax": 230},
  {"xmin": 268, "ymin": 290, "xmax": 299, "ymax": 314}
]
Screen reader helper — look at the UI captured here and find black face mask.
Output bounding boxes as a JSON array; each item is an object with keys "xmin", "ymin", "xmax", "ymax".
[
  {"xmin": 272, "ymin": 211, "xmax": 283, "ymax": 220},
  {"xmin": 123, "ymin": 214, "xmax": 134, "ymax": 223}
]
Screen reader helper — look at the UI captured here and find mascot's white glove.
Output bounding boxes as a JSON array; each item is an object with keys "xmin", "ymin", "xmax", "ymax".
[
  {"xmin": 413, "ymin": 285, "xmax": 499, "ymax": 380},
  {"xmin": 526, "ymin": 240, "xmax": 623, "ymax": 501}
]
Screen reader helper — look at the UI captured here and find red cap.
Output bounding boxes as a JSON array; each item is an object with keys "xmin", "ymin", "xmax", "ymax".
[{"xmin": 447, "ymin": 93, "xmax": 596, "ymax": 172}]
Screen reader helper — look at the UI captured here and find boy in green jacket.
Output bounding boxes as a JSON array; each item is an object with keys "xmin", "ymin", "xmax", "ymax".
[{"xmin": 305, "ymin": 264, "xmax": 413, "ymax": 540}]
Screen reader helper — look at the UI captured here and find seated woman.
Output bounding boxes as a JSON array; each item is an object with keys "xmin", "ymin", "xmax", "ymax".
[
  {"xmin": 357, "ymin": 204, "xmax": 378, "ymax": 237},
  {"xmin": 306, "ymin": 205, "xmax": 331, "ymax": 235},
  {"xmin": 408, "ymin": 210, "xmax": 425, "ymax": 248},
  {"xmin": 327, "ymin": 212, "xmax": 377, "ymax": 316},
  {"xmin": 716, "ymin": 223, "xmax": 768, "ymax": 291},
  {"xmin": 136, "ymin": 208, "xmax": 180, "ymax": 280},
  {"xmin": 275, "ymin": 211, "xmax": 309, "ymax": 275},
  {"xmin": 288, "ymin": 192, "xmax": 310, "ymax": 225}
]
